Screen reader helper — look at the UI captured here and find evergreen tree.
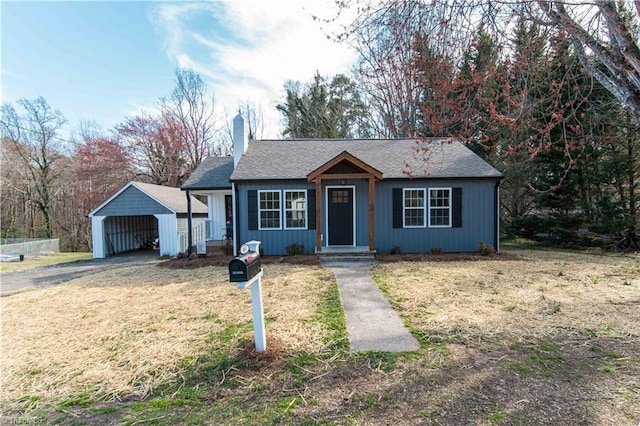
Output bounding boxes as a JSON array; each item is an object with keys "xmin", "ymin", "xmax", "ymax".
[{"xmin": 277, "ymin": 73, "xmax": 372, "ymax": 139}]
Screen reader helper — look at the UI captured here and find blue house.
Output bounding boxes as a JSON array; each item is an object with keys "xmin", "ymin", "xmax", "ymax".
[{"xmin": 182, "ymin": 115, "xmax": 503, "ymax": 256}]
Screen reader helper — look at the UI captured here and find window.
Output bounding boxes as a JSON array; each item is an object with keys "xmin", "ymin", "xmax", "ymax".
[
  {"xmin": 259, "ymin": 190, "xmax": 281, "ymax": 229},
  {"xmin": 285, "ymin": 190, "xmax": 307, "ymax": 229},
  {"xmin": 429, "ymin": 188, "xmax": 451, "ymax": 227},
  {"xmin": 403, "ymin": 188, "xmax": 425, "ymax": 227},
  {"xmin": 331, "ymin": 190, "xmax": 350, "ymax": 204}
]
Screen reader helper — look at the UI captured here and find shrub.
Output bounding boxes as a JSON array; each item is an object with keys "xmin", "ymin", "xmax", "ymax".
[
  {"xmin": 430, "ymin": 246, "xmax": 443, "ymax": 255},
  {"xmin": 285, "ymin": 243, "xmax": 304, "ymax": 256},
  {"xmin": 506, "ymin": 215, "xmax": 546, "ymax": 239},
  {"xmin": 479, "ymin": 241, "xmax": 494, "ymax": 256},
  {"xmin": 390, "ymin": 245, "xmax": 402, "ymax": 255}
]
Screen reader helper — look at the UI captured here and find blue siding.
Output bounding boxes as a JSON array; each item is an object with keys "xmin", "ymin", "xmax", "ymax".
[
  {"xmin": 236, "ymin": 178, "xmax": 499, "ymax": 255},
  {"xmin": 375, "ymin": 179, "xmax": 499, "ymax": 253},
  {"xmin": 237, "ymin": 181, "xmax": 317, "ymax": 255},
  {"xmin": 94, "ymin": 186, "xmax": 172, "ymax": 216}
]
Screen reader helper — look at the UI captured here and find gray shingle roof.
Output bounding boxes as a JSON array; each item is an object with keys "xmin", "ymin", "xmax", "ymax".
[
  {"xmin": 131, "ymin": 182, "xmax": 208, "ymax": 214},
  {"xmin": 182, "ymin": 156, "xmax": 234, "ymax": 190},
  {"xmin": 230, "ymin": 138, "xmax": 502, "ymax": 181}
]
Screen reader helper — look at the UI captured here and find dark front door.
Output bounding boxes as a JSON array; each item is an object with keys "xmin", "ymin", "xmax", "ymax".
[{"xmin": 327, "ymin": 187, "xmax": 354, "ymax": 245}]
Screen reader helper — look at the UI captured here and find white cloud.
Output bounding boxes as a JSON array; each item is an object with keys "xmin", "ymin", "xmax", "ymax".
[{"xmin": 149, "ymin": 0, "xmax": 357, "ymax": 137}]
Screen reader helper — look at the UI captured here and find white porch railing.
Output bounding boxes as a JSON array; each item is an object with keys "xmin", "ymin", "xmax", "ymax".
[{"xmin": 177, "ymin": 222, "xmax": 207, "ymax": 254}]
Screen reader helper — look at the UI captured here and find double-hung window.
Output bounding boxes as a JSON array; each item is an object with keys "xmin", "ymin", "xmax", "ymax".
[
  {"xmin": 258, "ymin": 190, "xmax": 281, "ymax": 229},
  {"xmin": 403, "ymin": 188, "xmax": 426, "ymax": 227},
  {"xmin": 284, "ymin": 190, "xmax": 307, "ymax": 229},
  {"xmin": 429, "ymin": 188, "xmax": 451, "ymax": 227}
]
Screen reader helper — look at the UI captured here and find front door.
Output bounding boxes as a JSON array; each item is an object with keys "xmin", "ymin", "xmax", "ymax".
[{"xmin": 327, "ymin": 187, "xmax": 354, "ymax": 246}]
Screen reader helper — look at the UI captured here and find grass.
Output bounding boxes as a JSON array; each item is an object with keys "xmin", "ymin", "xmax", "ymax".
[
  {"xmin": 1, "ymin": 247, "xmax": 639, "ymax": 425},
  {"xmin": 0, "ymin": 252, "xmax": 92, "ymax": 273}
]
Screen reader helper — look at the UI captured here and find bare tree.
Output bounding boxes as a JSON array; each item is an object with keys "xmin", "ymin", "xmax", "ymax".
[
  {"xmin": 0, "ymin": 97, "xmax": 67, "ymax": 238},
  {"xmin": 160, "ymin": 69, "xmax": 219, "ymax": 171},
  {"xmin": 221, "ymin": 101, "xmax": 265, "ymax": 152},
  {"xmin": 239, "ymin": 101, "xmax": 266, "ymax": 141},
  {"xmin": 340, "ymin": 1, "xmax": 640, "ymax": 122},
  {"xmin": 534, "ymin": 1, "xmax": 640, "ymax": 118}
]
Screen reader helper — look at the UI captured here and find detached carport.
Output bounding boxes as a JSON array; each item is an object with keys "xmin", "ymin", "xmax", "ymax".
[{"xmin": 88, "ymin": 182, "xmax": 208, "ymax": 258}]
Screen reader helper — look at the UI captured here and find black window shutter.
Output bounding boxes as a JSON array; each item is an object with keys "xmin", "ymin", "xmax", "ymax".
[
  {"xmin": 307, "ymin": 189, "xmax": 316, "ymax": 230},
  {"xmin": 452, "ymin": 187, "xmax": 462, "ymax": 228},
  {"xmin": 248, "ymin": 190, "xmax": 258, "ymax": 230},
  {"xmin": 392, "ymin": 188, "xmax": 403, "ymax": 228}
]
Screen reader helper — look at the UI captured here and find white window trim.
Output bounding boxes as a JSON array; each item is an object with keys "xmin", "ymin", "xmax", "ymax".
[
  {"xmin": 428, "ymin": 187, "xmax": 452, "ymax": 228},
  {"xmin": 284, "ymin": 189, "xmax": 308, "ymax": 230},
  {"xmin": 402, "ymin": 188, "xmax": 426, "ymax": 228},
  {"xmin": 258, "ymin": 190, "xmax": 282, "ymax": 230}
]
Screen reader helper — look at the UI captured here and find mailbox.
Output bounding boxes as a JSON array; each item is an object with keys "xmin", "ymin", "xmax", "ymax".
[{"xmin": 229, "ymin": 251, "xmax": 261, "ymax": 282}]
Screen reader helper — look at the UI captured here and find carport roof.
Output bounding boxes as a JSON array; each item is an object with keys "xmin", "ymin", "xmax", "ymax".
[{"xmin": 88, "ymin": 182, "xmax": 208, "ymax": 217}]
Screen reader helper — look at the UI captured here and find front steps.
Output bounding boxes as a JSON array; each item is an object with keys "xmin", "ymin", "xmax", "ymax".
[{"xmin": 316, "ymin": 246, "xmax": 376, "ymax": 262}]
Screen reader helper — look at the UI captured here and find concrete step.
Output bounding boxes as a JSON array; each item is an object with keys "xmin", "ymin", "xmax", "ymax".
[{"xmin": 317, "ymin": 250, "xmax": 376, "ymax": 262}]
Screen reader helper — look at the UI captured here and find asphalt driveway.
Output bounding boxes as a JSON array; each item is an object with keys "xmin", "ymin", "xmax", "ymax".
[{"xmin": 0, "ymin": 252, "xmax": 161, "ymax": 296}]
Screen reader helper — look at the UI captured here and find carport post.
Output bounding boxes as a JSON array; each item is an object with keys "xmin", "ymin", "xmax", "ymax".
[{"xmin": 186, "ymin": 190, "xmax": 193, "ymax": 256}]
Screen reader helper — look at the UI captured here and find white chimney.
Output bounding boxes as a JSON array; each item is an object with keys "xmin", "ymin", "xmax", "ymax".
[{"xmin": 233, "ymin": 113, "xmax": 247, "ymax": 168}]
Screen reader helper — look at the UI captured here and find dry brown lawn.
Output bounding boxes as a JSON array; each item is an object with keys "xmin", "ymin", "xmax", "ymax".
[
  {"xmin": 367, "ymin": 249, "xmax": 640, "ymax": 425},
  {"xmin": 375, "ymin": 249, "xmax": 639, "ymax": 343},
  {"xmin": 1, "ymin": 247, "xmax": 638, "ymax": 425},
  {"xmin": 1, "ymin": 263, "xmax": 333, "ymax": 405}
]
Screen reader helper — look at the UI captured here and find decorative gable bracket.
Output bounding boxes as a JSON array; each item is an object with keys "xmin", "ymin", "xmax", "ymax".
[{"xmin": 306, "ymin": 151, "xmax": 383, "ymax": 183}]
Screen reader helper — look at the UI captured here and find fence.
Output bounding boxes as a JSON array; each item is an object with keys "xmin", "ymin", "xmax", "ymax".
[{"xmin": 0, "ymin": 238, "xmax": 60, "ymax": 257}]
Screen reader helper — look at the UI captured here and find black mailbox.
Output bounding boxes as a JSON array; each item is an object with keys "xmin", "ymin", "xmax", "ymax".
[{"xmin": 229, "ymin": 252, "xmax": 261, "ymax": 282}]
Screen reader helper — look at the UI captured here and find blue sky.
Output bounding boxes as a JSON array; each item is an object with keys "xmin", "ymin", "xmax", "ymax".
[{"xmin": 1, "ymin": 1, "xmax": 357, "ymax": 140}]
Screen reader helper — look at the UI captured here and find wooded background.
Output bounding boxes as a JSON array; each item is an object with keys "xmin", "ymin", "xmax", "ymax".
[{"xmin": 2, "ymin": 1, "xmax": 638, "ymax": 252}]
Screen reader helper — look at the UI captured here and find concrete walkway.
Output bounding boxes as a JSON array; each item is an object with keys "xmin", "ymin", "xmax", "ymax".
[{"xmin": 323, "ymin": 261, "xmax": 420, "ymax": 352}]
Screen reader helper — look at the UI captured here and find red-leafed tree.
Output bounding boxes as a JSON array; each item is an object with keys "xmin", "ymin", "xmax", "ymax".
[
  {"xmin": 339, "ymin": 0, "xmax": 640, "ymax": 132},
  {"xmin": 74, "ymin": 135, "xmax": 134, "ymax": 209},
  {"xmin": 116, "ymin": 113, "xmax": 187, "ymax": 187}
]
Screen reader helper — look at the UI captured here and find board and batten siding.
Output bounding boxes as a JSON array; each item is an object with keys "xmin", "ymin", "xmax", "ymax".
[
  {"xmin": 375, "ymin": 178, "xmax": 500, "ymax": 253},
  {"xmin": 91, "ymin": 216, "xmax": 106, "ymax": 258},
  {"xmin": 209, "ymin": 191, "xmax": 231, "ymax": 240},
  {"xmin": 92, "ymin": 185, "xmax": 172, "ymax": 216},
  {"xmin": 236, "ymin": 181, "xmax": 317, "ymax": 255},
  {"xmin": 235, "ymin": 177, "xmax": 499, "ymax": 255}
]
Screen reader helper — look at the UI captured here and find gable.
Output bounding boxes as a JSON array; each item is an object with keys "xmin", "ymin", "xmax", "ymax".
[
  {"xmin": 307, "ymin": 151, "xmax": 383, "ymax": 183},
  {"xmin": 89, "ymin": 182, "xmax": 208, "ymax": 217},
  {"xmin": 92, "ymin": 186, "xmax": 173, "ymax": 216},
  {"xmin": 326, "ymin": 162, "xmax": 361, "ymax": 174}
]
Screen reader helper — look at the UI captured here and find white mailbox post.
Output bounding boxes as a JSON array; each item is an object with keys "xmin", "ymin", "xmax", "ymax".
[{"xmin": 230, "ymin": 240, "xmax": 266, "ymax": 352}]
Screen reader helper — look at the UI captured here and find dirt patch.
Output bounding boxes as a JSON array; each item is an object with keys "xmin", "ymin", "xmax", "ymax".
[{"xmin": 376, "ymin": 250, "xmax": 520, "ymax": 262}]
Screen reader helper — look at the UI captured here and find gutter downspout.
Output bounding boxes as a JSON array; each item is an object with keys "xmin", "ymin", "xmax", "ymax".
[
  {"xmin": 186, "ymin": 190, "xmax": 193, "ymax": 256},
  {"xmin": 495, "ymin": 180, "xmax": 501, "ymax": 253}
]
